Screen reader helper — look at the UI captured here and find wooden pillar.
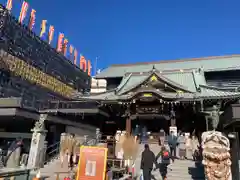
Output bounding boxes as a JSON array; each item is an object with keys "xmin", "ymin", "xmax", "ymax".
[{"xmin": 125, "ymin": 118, "xmax": 131, "ymax": 136}]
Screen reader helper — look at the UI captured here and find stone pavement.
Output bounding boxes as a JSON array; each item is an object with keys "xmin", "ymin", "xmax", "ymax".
[
  {"xmin": 134, "ymin": 143, "xmax": 205, "ymax": 180},
  {"xmin": 37, "ymin": 142, "xmax": 205, "ymax": 180},
  {"xmin": 163, "ymin": 159, "xmax": 205, "ymax": 180},
  {"xmin": 36, "ymin": 156, "xmax": 73, "ymax": 180}
]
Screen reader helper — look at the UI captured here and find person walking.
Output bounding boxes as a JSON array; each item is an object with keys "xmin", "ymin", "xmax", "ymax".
[
  {"xmin": 168, "ymin": 131, "xmax": 178, "ymax": 162},
  {"xmin": 140, "ymin": 144, "xmax": 156, "ymax": 180},
  {"xmin": 155, "ymin": 146, "xmax": 170, "ymax": 180},
  {"xmin": 159, "ymin": 129, "xmax": 166, "ymax": 146},
  {"xmin": 178, "ymin": 133, "xmax": 186, "ymax": 159}
]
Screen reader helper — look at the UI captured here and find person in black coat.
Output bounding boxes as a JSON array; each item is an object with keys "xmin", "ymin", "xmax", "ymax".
[{"xmin": 140, "ymin": 144, "xmax": 156, "ymax": 180}]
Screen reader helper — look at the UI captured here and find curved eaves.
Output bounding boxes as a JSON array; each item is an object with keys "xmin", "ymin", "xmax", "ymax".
[{"xmin": 115, "ymin": 73, "xmax": 132, "ymax": 94}]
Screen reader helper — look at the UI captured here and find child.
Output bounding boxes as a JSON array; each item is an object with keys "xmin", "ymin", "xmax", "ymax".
[{"xmin": 156, "ymin": 146, "xmax": 170, "ymax": 180}]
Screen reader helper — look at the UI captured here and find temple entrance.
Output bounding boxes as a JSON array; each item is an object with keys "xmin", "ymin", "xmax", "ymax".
[{"xmin": 132, "ymin": 116, "xmax": 169, "ymax": 134}]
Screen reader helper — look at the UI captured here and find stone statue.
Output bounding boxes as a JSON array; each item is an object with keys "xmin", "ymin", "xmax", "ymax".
[
  {"xmin": 210, "ymin": 105, "xmax": 220, "ymax": 130},
  {"xmin": 34, "ymin": 114, "xmax": 47, "ymax": 131},
  {"xmin": 202, "ymin": 131, "xmax": 232, "ymax": 180}
]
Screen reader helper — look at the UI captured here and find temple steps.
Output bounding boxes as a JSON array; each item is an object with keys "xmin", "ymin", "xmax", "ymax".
[
  {"xmin": 134, "ymin": 143, "xmax": 205, "ymax": 180},
  {"xmin": 163, "ymin": 160, "xmax": 205, "ymax": 180}
]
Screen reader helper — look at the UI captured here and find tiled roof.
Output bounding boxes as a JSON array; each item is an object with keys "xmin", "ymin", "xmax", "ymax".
[
  {"xmin": 77, "ymin": 68, "xmax": 240, "ymax": 101},
  {"xmin": 96, "ymin": 56, "xmax": 240, "ymax": 78},
  {"xmin": 198, "ymin": 85, "xmax": 240, "ymax": 99},
  {"xmin": 116, "ymin": 70, "xmax": 202, "ymax": 95}
]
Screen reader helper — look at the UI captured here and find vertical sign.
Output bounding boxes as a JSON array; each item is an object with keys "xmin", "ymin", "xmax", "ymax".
[
  {"xmin": 28, "ymin": 9, "xmax": 36, "ymax": 30},
  {"xmin": 40, "ymin": 20, "xmax": 47, "ymax": 38},
  {"xmin": 69, "ymin": 45, "xmax": 74, "ymax": 61},
  {"xmin": 6, "ymin": 0, "xmax": 13, "ymax": 11},
  {"xmin": 57, "ymin": 33, "xmax": 64, "ymax": 52},
  {"xmin": 73, "ymin": 49, "xmax": 77, "ymax": 65},
  {"xmin": 18, "ymin": 1, "xmax": 28, "ymax": 24},
  {"xmin": 63, "ymin": 39, "xmax": 68, "ymax": 56},
  {"xmin": 76, "ymin": 146, "xmax": 108, "ymax": 180},
  {"xmin": 48, "ymin": 25, "xmax": 54, "ymax": 44},
  {"xmin": 87, "ymin": 60, "xmax": 92, "ymax": 76},
  {"xmin": 80, "ymin": 55, "xmax": 86, "ymax": 72}
]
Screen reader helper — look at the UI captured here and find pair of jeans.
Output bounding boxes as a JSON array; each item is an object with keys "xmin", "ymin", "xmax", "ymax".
[{"xmin": 170, "ymin": 147, "xmax": 176, "ymax": 161}]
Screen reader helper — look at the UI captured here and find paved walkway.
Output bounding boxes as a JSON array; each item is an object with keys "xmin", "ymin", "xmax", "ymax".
[
  {"xmin": 135, "ymin": 143, "xmax": 205, "ymax": 180},
  {"xmin": 37, "ymin": 143, "xmax": 205, "ymax": 180}
]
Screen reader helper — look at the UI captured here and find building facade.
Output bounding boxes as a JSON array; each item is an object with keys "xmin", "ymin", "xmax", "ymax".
[
  {"xmin": 84, "ymin": 56, "xmax": 240, "ymax": 137},
  {"xmin": 0, "ymin": 5, "xmax": 96, "ymax": 149}
]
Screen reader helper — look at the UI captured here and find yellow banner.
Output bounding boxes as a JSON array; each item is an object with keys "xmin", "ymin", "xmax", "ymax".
[{"xmin": 40, "ymin": 20, "xmax": 47, "ymax": 38}]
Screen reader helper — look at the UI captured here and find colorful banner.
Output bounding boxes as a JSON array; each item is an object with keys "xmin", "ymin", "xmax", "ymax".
[
  {"xmin": 63, "ymin": 38, "xmax": 68, "ymax": 56},
  {"xmin": 76, "ymin": 146, "xmax": 108, "ymax": 180},
  {"xmin": 40, "ymin": 20, "xmax": 47, "ymax": 38},
  {"xmin": 18, "ymin": 1, "xmax": 28, "ymax": 24},
  {"xmin": 48, "ymin": 25, "xmax": 54, "ymax": 44},
  {"xmin": 6, "ymin": 0, "xmax": 13, "ymax": 11},
  {"xmin": 6, "ymin": 0, "xmax": 92, "ymax": 76},
  {"xmin": 73, "ymin": 49, "xmax": 77, "ymax": 65},
  {"xmin": 28, "ymin": 9, "xmax": 36, "ymax": 30},
  {"xmin": 80, "ymin": 55, "xmax": 87, "ymax": 72},
  {"xmin": 57, "ymin": 33, "xmax": 64, "ymax": 52},
  {"xmin": 87, "ymin": 60, "xmax": 91, "ymax": 76}
]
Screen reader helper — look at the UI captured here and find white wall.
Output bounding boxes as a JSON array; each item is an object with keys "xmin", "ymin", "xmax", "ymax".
[{"xmin": 91, "ymin": 78, "xmax": 107, "ymax": 94}]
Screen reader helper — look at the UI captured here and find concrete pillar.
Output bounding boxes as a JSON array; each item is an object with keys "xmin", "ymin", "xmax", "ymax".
[
  {"xmin": 125, "ymin": 118, "xmax": 131, "ymax": 136},
  {"xmin": 27, "ymin": 114, "xmax": 48, "ymax": 169}
]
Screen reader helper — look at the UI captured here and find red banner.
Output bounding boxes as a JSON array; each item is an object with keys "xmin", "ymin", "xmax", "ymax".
[
  {"xmin": 73, "ymin": 49, "xmax": 77, "ymax": 65},
  {"xmin": 56, "ymin": 33, "xmax": 64, "ymax": 52},
  {"xmin": 48, "ymin": 25, "xmax": 54, "ymax": 44},
  {"xmin": 87, "ymin": 60, "xmax": 92, "ymax": 76},
  {"xmin": 6, "ymin": 0, "xmax": 13, "ymax": 11},
  {"xmin": 28, "ymin": 9, "xmax": 36, "ymax": 30},
  {"xmin": 63, "ymin": 39, "xmax": 68, "ymax": 56},
  {"xmin": 76, "ymin": 146, "xmax": 108, "ymax": 180},
  {"xmin": 80, "ymin": 55, "xmax": 86, "ymax": 72},
  {"xmin": 18, "ymin": 1, "xmax": 28, "ymax": 24}
]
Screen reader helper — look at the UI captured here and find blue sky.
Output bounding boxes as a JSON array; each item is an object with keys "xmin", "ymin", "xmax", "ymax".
[{"xmin": 1, "ymin": 0, "xmax": 240, "ymax": 75}]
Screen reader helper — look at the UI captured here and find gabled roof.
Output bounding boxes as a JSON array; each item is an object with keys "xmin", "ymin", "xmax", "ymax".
[
  {"xmin": 115, "ymin": 70, "xmax": 195, "ymax": 95},
  {"xmin": 96, "ymin": 55, "xmax": 240, "ymax": 78},
  {"xmin": 76, "ymin": 68, "xmax": 240, "ymax": 102}
]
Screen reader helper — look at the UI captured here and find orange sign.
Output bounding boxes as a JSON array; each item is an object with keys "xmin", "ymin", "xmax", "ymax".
[{"xmin": 76, "ymin": 146, "xmax": 108, "ymax": 180}]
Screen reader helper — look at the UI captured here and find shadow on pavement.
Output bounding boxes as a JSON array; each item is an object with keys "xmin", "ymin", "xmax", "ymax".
[{"xmin": 188, "ymin": 161, "xmax": 205, "ymax": 180}]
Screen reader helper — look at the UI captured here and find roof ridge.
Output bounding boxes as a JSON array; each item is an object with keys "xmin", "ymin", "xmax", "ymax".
[
  {"xmin": 125, "ymin": 68, "xmax": 196, "ymax": 76},
  {"xmin": 111, "ymin": 55, "xmax": 240, "ymax": 67},
  {"xmin": 199, "ymin": 84, "xmax": 236, "ymax": 91},
  {"xmin": 115, "ymin": 73, "xmax": 132, "ymax": 93}
]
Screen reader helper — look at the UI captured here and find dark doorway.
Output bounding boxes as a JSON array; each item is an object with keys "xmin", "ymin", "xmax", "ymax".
[{"xmin": 132, "ymin": 116, "xmax": 169, "ymax": 134}]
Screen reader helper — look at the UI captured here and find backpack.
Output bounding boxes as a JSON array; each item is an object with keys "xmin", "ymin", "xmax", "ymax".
[
  {"xmin": 162, "ymin": 151, "xmax": 170, "ymax": 164},
  {"xmin": 163, "ymin": 151, "xmax": 169, "ymax": 159}
]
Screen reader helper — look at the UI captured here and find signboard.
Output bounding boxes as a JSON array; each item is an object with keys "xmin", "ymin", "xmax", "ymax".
[{"xmin": 76, "ymin": 146, "xmax": 108, "ymax": 180}]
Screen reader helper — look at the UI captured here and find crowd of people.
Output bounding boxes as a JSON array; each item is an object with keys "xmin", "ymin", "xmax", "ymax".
[{"xmin": 140, "ymin": 130, "xmax": 201, "ymax": 180}]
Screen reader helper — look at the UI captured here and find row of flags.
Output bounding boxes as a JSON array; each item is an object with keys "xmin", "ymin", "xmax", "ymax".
[{"xmin": 5, "ymin": 0, "xmax": 92, "ymax": 76}]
